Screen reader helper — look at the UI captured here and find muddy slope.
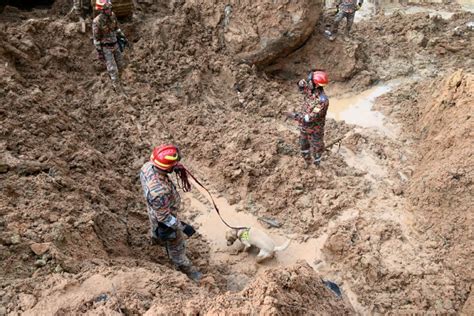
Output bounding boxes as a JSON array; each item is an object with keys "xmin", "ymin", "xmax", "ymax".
[{"xmin": 0, "ymin": 0, "xmax": 473, "ymax": 314}]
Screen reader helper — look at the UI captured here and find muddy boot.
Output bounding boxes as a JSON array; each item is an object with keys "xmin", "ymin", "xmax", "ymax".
[
  {"xmin": 313, "ymin": 154, "xmax": 322, "ymax": 167},
  {"xmin": 179, "ymin": 265, "xmax": 202, "ymax": 282},
  {"xmin": 112, "ymin": 79, "xmax": 126, "ymax": 95}
]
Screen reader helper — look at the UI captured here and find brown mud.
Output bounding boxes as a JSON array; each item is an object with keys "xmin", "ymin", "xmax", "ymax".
[{"xmin": 0, "ymin": 0, "xmax": 473, "ymax": 314}]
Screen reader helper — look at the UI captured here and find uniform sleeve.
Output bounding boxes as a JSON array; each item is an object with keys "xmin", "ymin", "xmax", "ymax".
[{"xmin": 92, "ymin": 20, "xmax": 101, "ymax": 50}]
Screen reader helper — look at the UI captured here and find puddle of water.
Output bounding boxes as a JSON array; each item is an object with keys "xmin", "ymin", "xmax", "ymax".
[
  {"xmin": 327, "ymin": 83, "xmax": 396, "ymax": 136},
  {"xmin": 187, "ymin": 188, "xmax": 326, "ymax": 269},
  {"xmin": 187, "ymin": 185, "xmax": 366, "ymax": 309},
  {"xmin": 187, "ymin": 185, "xmax": 359, "ymax": 269}
]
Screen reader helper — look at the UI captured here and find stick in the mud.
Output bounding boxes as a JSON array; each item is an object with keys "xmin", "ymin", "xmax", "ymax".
[{"xmin": 324, "ymin": 136, "xmax": 344, "ymax": 151}]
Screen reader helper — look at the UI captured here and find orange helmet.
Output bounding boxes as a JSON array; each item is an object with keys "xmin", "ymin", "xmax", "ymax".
[
  {"xmin": 96, "ymin": 0, "xmax": 112, "ymax": 11},
  {"xmin": 150, "ymin": 145, "xmax": 181, "ymax": 171},
  {"xmin": 311, "ymin": 71, "xmax": 329, "ymax": 87}
]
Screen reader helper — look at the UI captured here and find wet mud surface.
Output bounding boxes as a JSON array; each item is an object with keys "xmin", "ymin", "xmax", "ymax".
[{"xmin": 0, "ymin": 0, "xmax": 473, "ymax": 314}]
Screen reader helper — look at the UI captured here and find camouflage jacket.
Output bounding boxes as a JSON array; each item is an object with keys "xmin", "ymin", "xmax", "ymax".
[
  {"xmin": 337, "ymin": 0, "xmax": 363, "ymax": 13},
  {"xmin": 92, "ymin": 12, "xmax": 124, "ymax": 49},
  {"xmin": 294, "ymin": 89, "xmax": 329, "ymax": 134},
  {"xmin": 140, "ymin": 162, "xmax": 182, "ymax": 230}
]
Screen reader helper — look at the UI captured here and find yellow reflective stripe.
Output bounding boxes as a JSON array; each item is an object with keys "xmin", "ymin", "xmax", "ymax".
[
  {"xmin": 164, "ymin": 154, "xmax": 178, "ymax": 161},
  {"xmin": 153, "ymin": 159, "xmax": 173, "ymax": 169}
]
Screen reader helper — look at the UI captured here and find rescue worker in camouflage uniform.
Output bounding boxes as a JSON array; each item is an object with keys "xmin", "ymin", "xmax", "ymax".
[
  {"xmin": 92, "ymin": 0, "xmax": 126, "ymax": 92},
  {"xmin": 287, "ymin": 71, "xmax": 330, "ymax": 167},
  {"xmin": 70, "ymin": 0, "xmax": 86, "ymax": 17},
  {"xmin": 140, "ymin": 144, "xmax": 202, "ymax": 282},
  {"xmin": 331, "ymin": 0, "xmax": 363, "ymax": 37}
]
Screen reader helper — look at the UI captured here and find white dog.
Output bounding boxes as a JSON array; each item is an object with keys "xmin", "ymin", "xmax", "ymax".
[{"xmin": 225, "ymin": 228, "xmax": 290, "ymax": 263}]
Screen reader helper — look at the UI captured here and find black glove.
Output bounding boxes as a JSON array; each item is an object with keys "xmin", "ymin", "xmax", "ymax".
[
  {"xmin": 156, "ymin": 222, "xmax": 177, "ymax": 241},
  {"xmin": 117, "ymin": 34, "xmax": 128, "ymax": 52},
  {"xmin": 180, "ymin": 221, "xmax": 196, "ymax": 237}
]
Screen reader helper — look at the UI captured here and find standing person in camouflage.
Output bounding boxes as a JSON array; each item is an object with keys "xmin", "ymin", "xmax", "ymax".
[
  {"xmin": 140, "ymin": 144, "xmax": 202, "ymax": 282},
  {"xmin": 69, "ymin": 0, "xmax": 87, "ymax": 17},
  {"xmin": 92, "ymin": 0, "xmax": 127, "ymax": 92},
  {"xmin": 287, "ymin": 70, "xmax": 330, "ymax": 167},
  {"xmin": 330, "ymin": 0, "xmax": 363, "ymax": 38}
]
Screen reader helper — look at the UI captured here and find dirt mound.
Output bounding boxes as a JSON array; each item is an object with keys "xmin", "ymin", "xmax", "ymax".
[
  {"xmin": 373, "ymin": 69, "xmax": 473, "ymax": 313},
  {"xmin": 1, "ymin": 0, "xmax": 473, "ymax": 314},
  {"xmin": 266, "ymin": 10, "xmax": 474, "ymax": 87},
  {"xmin": 3, "ymin": 262, "xmax": 353, "ymax": 315},
  {"xmin": 152, "ymin": 262, "xmax": 353, "ymax": 315}
]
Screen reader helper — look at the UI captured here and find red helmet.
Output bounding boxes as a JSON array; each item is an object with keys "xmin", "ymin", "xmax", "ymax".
[
  {"xmin": 150, "ymin": 145, "xmax": 181, "ymax": 171},
  {"xmin": 311, "ymin": 71, "xmax": 329, "ymax": 87},
  {"xmin": 96, "ymin": 0, "xmax": 112, "ymax": 11}
]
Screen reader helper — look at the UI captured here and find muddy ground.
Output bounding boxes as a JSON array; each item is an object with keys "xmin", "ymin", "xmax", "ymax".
[{"xmin": 0, "ymin": 0, "xmax": 473, "ymax": 314}]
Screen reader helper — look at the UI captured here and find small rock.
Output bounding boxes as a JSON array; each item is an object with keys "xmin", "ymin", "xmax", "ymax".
[
  {"xmin": 48, "ymin": 214, "xmax": 59, "ymax": 223},
  {"xmin": 41, "ymin": 253, "xmax": 52, "ymax": 261},
  {"xmin": 10, "ymin": 234, "xmax": 21, "ymax": 245},
  {"xmin": 263, "ymin": 295, "xmax": 278, "ymax": 305},
  {"xmin": 392, "ymin": 186, "xmax": 404, "ymax": 196},
  {"xmin": 30, "ymin": 242, "xmax": 51, "ymax": 256},
  {"xmin": 0, "ymin": 163, "xmax": 9, "ymax": 173},
  {"xmin": 34, "ymin": 259, "xmax": 47, "ymax": 267},
  {"xmin": 54, "ymin": 264, "xmax": 63, "ymax": 273}
]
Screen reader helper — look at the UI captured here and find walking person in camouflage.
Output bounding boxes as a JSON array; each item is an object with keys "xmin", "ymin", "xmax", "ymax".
[
  {"xmin": 330, "ymin": 0, "xmax": 363, "ymax": 39},
  {"xmin": 140, "ymin": 144, "xmax": 202, "ymax": 281},
  {"xmin": 287, "ymin": 70, "xmax": 330, "ymax": 167},
  {"xmin": 92, "ymin": 0, "xmax": 127, "ymax": 92}
]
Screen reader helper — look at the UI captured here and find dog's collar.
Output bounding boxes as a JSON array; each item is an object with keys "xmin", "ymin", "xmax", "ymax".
[{"xmin": 239, "ymin": 228, "xmax": 250, "ymax": 242}]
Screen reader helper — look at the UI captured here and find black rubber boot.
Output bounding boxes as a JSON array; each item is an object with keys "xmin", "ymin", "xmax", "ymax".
[{"xmin": 179, "ymin": 265, "xmax": 202, "ymax": 282}]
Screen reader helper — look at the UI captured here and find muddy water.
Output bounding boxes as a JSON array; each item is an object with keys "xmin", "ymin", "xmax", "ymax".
[
  {"xmin": 188, "ymin": 187, "xmax": 367, "ymax": 310},
  {"xmin": 328, "ymin": 83, "xmax": 399, "ymax": 137},
  {"xmin": 186, "ymin": 186, "xmax": 326, "ymax": 269}
]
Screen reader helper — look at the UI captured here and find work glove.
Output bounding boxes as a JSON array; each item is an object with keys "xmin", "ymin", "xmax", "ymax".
[
  {"xmin": 297, "ymin": 79, "xmax": 307, "ymax": 92},
  {"xmin": 96, "ymin": 48, "xmax": 104, "ymax": 61},
  {"xmin": 180, "ymin": 221, "xmax": 196, "ymax": 237},
  {"xmin": 336, "ymin": 5, "xmax": 339, "ymax": 14},
  {"xmin": 117, "ymin": 34, "xmax": 128, "ymax": 52},
  {"xmin": 357, "ymin": 2, "xmax": 362, "ymax": 10}
]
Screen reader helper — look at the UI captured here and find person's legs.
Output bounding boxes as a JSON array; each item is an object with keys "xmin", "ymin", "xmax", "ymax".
[
  {"xmin": 166, "ymin": 230, "xmax": 201, "ymax": 281},
  {"xmin": 299, "ymin": 132, "xmax": 312, "ymax": 165},
  {"xmin": 103, "ymin": 47, "xmax": 119, "ymax": 82},
  {"xmin": 113, "ymin": 47, "xmax": 124, "ymax": 78},
  {"xmin": 310, "ymin": 131, "xmax": 325, "ymax": 166},
  {"xmin": 345, "ymin": 12, "xmax": 355, "ymax": 35},
  {"xmin": 331, "ymin": 10, "xmax": 345, "ymax": 34}
]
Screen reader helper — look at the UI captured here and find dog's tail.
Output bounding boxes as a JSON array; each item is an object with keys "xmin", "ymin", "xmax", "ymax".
[{"xmin": 274, "ymin": 239, "xmax": 291, "ymax": 252}]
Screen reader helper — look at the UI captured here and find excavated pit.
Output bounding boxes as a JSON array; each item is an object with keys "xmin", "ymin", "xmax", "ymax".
[{"xmin": 0, "ymin": 0, "xmax": 473, "ymax": 314}]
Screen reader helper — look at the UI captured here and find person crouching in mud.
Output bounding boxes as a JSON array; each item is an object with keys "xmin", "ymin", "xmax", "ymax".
[
  {"xmin": 287, "ymin": 70, "xmax": 330, "ymax": 167},
  {"xmin": 139, "ymin": 144, "xmax": 202, "ymax": 281}
]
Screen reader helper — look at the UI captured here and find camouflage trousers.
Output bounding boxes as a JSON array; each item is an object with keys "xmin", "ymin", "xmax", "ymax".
[
  {"xmin": 299, "ymin": 130, "xmax": 325, "ymax": 165},
  {"xmin": 72, "ymin": 0, "xmax": 89, "ymax": 15},
  {"xmin": 331, "ymin": 11, "xmax": 355, "ymax": 35},
  {"xmin": 103, "ymin": 45, "xmax": 123, "ymax": 82},
  {"xmin": 151, "ymin": 225, "xmax": 194, "ymax": 272}
]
